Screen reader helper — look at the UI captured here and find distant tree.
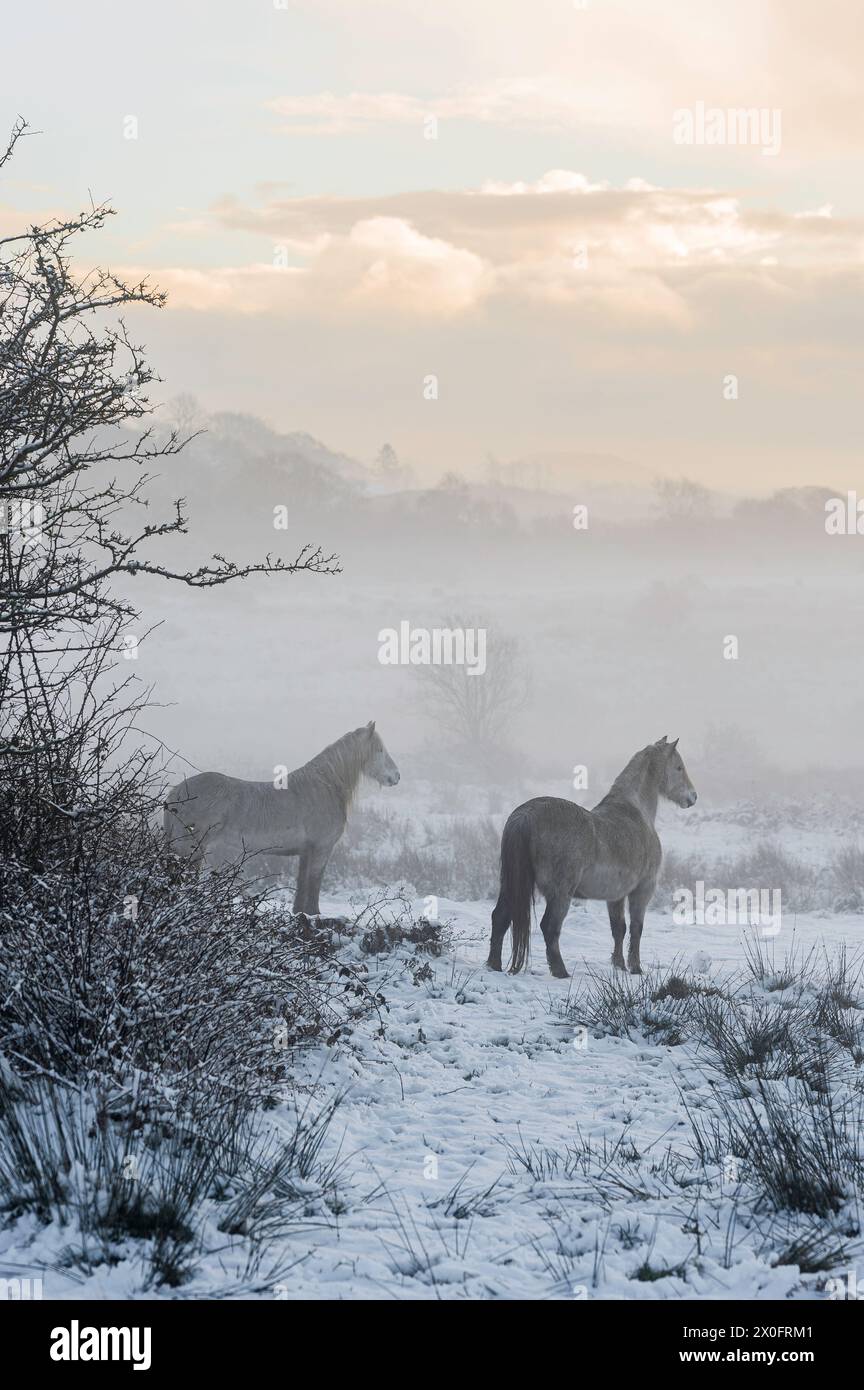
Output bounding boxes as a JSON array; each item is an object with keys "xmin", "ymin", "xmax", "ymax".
[
  {"xmin": 653, "ymin": 476, "xmax": 714, "ymax": 520},
  {"xmin": 165, "ymin": 392, "xmax": 203, "ymax": 435},
  {"xmin": 372, "ymin": 441, "xmax": 416, "ymax": 490},
  {"xmin": 417, "ymin": 616, "xmax": 531, "ymax": 773},
  {"xmin": 278, "ymin": 452, "xmax": 358, "ymax": 510},
  {"xmin": 437, "ymin": 470, "xmax": 466, "ymax": 491},
  {"xmin": 375, "ymin": 442, "xmax": 400, "ymax": 478}
]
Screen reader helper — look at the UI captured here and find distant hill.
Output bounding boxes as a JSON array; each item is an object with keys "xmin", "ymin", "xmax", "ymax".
[{"xmin": 203, "ymin": 415, "xmax": 369, "ymax": 486}]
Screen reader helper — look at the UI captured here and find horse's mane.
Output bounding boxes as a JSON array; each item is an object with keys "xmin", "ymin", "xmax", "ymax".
[
  {"xmin": 298, "ymin": 727, "xmax": 372, "ymax": 814},
  {"xmin": 604, "ymin": 743, "xmax": 664, "ymax": 810}
]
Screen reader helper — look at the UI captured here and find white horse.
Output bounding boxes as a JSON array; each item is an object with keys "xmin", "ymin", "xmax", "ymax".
[{"xmin": 163, "ymin": 721, "xmax": 399, "ymax": 913}]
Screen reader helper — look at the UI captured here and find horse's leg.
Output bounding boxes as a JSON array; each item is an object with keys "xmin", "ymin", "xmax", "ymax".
[
  {"xmin": 302, "ymin": 842, "xmax": 334, "ymax": 916},
  {"xmin": 487, "ymin": 892, "xmax": 511, "ymax": 971},
  {"xmin": 203, "ymin": 836, "xmax": 232, "ymax": 871},
  {"xmin": 608, "ymin": 898, "xmax": 627, "ymax": 971},
  {"xmin": 626, "ymin": 877, "xmax": 655, "ymax": 975},
  {"xmin": 539, "ymin": 890, "xmax": 570, "ymax": 979},
  {"xmin": 293, "ymin": 851, "xmax": 311, "ymax": 914}
]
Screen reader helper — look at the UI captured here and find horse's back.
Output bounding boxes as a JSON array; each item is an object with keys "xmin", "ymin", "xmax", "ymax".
[
  {"xmin": 505, "ymin": 794, "xmax": 658, "ymax": 900},
  {"xmin": 505, "ymin": 797, "xmax": 596, "ymax": 868},
  {"xmin": 507, "ymin": 796, "xmax": 594, "ymax": 837},
  {"xmin": 164, "ymin": 770, "xmax": 318, "ymax": 862},
  {"xmin": 166, "ymin": 770, "xmax": 236, "ymax": 812},
  {"xmin": 164, "ymin": 771, "xmax": 260, "ymax": 848}
]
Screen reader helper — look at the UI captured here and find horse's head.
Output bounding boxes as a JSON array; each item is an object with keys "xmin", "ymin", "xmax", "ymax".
[
  {"xmin": 363, "ymin": 720, "xmax": 400, "ymax": 787},
  {"xmin": 656, "ymin": 735, "xmax": 697, "ymax": 808}
]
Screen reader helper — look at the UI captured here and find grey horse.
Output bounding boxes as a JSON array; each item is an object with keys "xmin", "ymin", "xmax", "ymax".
[
  {"xmin": 487, "ymin": 736, "xmax": 697, "ymax": 978},
  {"xmin": 163, "ymin": 721, "xmax": 399, "ymax": 913}
]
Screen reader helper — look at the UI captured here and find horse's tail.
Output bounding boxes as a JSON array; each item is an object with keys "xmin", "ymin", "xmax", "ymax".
[{"xmin": 500, "ymin": 812, "xmax": 535, "ymax": 974}]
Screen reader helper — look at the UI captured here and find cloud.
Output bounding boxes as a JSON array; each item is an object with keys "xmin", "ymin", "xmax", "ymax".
[
  {"xmin": 481, "ymin": 171, "xmax": 613, "ymax": 196},
  {"xmin": 213, "ymin": 177, "xmax": 864, "ymax": 268},
  {"xmin": 266, "ymin": 90, "xmax": 428, "ymax": 136},
  {"xmin": 130, "ymin": 174, "xmax": 863, "ymax": 323},
  {"xmin": 342, "ymin": 217, "xmax": 489, "ymax": 311},
  {"xmin": 126, "ymin": 214, "xmax": 489, "ymax": 316},
  {"xmin": 266, "ymin": 78, "xmax": 619, "ymax": 136},
  {"xmin": 278, "ymin": 0, "xmax": 864, "ymax": 154}
]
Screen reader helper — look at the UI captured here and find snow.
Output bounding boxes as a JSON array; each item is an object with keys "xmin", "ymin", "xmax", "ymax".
[{"xmin": 2, "ymin": 890, "xmax": 860, "ymax": 1301}]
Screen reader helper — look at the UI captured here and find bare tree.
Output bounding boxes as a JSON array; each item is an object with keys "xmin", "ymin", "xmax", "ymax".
[
  {"xmin": 164, "ymin": 392, "xmax": 203, "ymax": 435},
  {"xmin": 417, "ymin": 615, "xmax": 530, "ymax": 773},
  {"xmin": 0, "ymin": 118, "xmax": 338, "ymax": 870}
]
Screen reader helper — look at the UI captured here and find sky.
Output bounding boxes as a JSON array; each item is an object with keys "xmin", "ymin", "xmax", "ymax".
[{"xmin": 3, "ymin": 0, "xmax": 863, "ymax": 487}]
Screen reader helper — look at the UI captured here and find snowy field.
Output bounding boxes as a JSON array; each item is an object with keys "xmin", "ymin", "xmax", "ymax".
[
  {"xmin": 271, "ymin": 898, "xmax": 861, "ymax": 1301},
  {"xmin": 6, "ymin": 889, "xmax": 858, "ymax": 1302}
]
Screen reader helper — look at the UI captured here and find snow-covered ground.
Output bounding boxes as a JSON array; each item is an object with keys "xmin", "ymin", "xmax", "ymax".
[
  {"xmin": 243, "ymin": 897, "xmax": 860, "ymax": 1300},
  {"xmin": 3, "ymin": 890, "xmax": 860, "ymax": 1302}
]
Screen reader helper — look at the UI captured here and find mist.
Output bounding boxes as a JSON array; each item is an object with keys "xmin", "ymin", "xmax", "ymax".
[{"xmin": 124, "ymin": 404, "xmax": 862, "ymax": 808}]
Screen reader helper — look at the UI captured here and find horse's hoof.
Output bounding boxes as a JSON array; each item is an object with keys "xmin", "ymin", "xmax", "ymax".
[
  {"xmin": 611, "ymin": 957, "xmax": 627, "ymax": 972},
  {"xmin": 550, "ymin": 965, "xmax": 570, "ymax": 979},
  {"xmin": 486, "ymin": 958, "xmax": 502, "ymax": 972},
  {"xmin": 629, "ymin": 964, "xmax": 643, "ymax": 976}
]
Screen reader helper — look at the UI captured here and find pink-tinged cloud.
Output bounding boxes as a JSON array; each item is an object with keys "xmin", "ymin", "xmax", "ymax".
[
  {"xmin": 118, "ymin": 176, "xmax": 864, "ymax": 326},
  {"xmin": 279, "ymin": 0, "xmax": 864, "ymax": 154}
]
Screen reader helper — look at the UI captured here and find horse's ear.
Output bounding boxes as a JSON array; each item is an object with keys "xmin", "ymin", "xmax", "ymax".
[
  {"xmin": 366, "ymin": 720, "xmax": 376, "ymax": 733},
  {"xmin": 670, "ymin": 737, "xmax": 679, "ymax": 750},
  {"xmin": 655, "ymin": 734, "xmax": 668, "ymax": 746}
]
